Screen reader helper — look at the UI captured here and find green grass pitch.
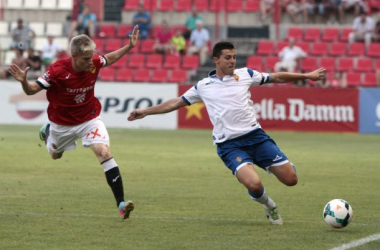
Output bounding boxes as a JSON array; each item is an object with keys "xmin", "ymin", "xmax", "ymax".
[{"xmin": 0, "ymin": 125, "xmax": 379, "ymax": 250}]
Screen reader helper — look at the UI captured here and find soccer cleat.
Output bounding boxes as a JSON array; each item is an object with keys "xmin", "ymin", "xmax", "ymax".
[
  {"xmin": 264, "ymin": 206, "xmax": 283, "ymax": 225},
  {"xmin": 39, "ymin": 122, "xmax": 50, "ymax": 142},
  {"xmin": 119, "ymin": 200, "xmax": 135, "ymax": 219}
]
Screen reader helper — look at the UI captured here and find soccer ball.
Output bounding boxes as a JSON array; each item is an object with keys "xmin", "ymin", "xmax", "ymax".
[{"xmin": 323, "ymin": 199, "xmax": 353, "ymax": 229}]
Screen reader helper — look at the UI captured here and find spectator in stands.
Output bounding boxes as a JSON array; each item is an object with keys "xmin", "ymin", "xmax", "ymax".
[
  {"xmin": 274, "ymin": 38, "xmax": 307, "ymax": 73},
  {"xmin": 348, "ymin": 12, "xmax": 375, "ymax": 48},
  {"xmin": 184, "ymin": 7, "xmax": 204, "ymax": 39},
  {"xmin": 131, "ymin": 5, "xmax": 150, "ymax": 39},
  {"xmin": 25, "ymin": 48, "xmax": 42, "ymax": 80},
  {"xmin": 373, "ymin": 18, "xmax": 380, "ymax": 42},
  {"xmin": 10, "ymin": 18, "xmax": 35, "ymax": 50},
  {"xmin": 327, "ymin": 71, "xmax": 347, "ymax": 88},
  {"xmin": 286, "ymin": 0, "xmax": 309, "ymax": 24},
  {"xmin": 187, "ymin": 20, "xmax": 210, "ymax": 65},
  {"xmin": 68, "ymin": 5, "xmax": 96, "ymax": 39},
  {"xmin": 41, "ymin": 35, "xmax": 62, "ymax": 68},
  {"xmin": 153, "ymin": 20, "xmax": 173, "ymax": 55},
  {"xmin": 377, "ymin": 70, "xmax": 380, "ymax": 86},
  {"xmin": 171, "ymin": 29, "xmax": 186, "ymax": 55},
  {"xmin": 1, "ymin": 49, "xmax": 27, "ymax": 79},
  {"xmin": 308, "ymin": 0, "xmax": 329, "ymax": 23},
  {"xmin": 260, "ymin": 0, "xmax": 275, "ymax": 24},
  {"xmin": 338, "ymin": 0, "xmax": 365, "ymax": 24}
]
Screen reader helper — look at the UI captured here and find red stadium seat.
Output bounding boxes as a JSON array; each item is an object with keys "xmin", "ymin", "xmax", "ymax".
[
  {"xmin": 99, "ymin": 24, "xmax": 115, "ymax": 38},
  {"xmin": 295, "ymin": 42, "xmax": 310, "ymax": 53},
  {"xmin": 347, "ymin": 42, "xmax": 365, "ymax": 56},
  {"xmin": 123, "ymin": 0, "xmax": 140, "ymax": 10},
  {"xmin": 226, "ymin": 0, "xmax": 243, "ymax": 11},
  {"xmin": 328, "ymin": 43, "xmax": 347, "ymax": 57},
  {"xmin": 304, "ymin": 28, "xmax": 321, "ymax": 42},
  {"xmin": 115, "ymin": 68, "xmax": 133, "ymax": 82},
  {"xmin": 175, "ymin": 0, "xmax": 192, "ymax": 11},
  {"xmin": 375, "ymin": 59, "xmax": 380, "ymax": 69},
  {"xmin": 182, "ymin": 55, "xmax": 199, "ymax": 69},
  {"xmin": 99, "ymin": 68, "xmax": 115, "ymax": 81},
  {"xmin": 146, "ymin": 54, "xmax": 163, "ymax": 69},
  {"xmin": 139, "ymin": 39, "xmax": 155, "ymax": 53},
  {"xmin": 92, "ymin": 38, "xmax": 104, "ymax": 52},
  {"xmin": 128, "ymin": 54, "xmax": 145, "ymax": 68},
  {"xmin": 363, "ymin": 73, "xmax": 377, "ymax": 86},
  {"xmin": 157, "ymin": 0, "xmax": 174, "ymax": 11},
  {"xmin": 275, "ymin": 41, "xmax": 288, "ymax": 54},
  {"xmin": 340, "ymin": 28, "xmax": 353, "ymax": 42},
  {"xmin": 104, "ymin": 38, "xmax": 122, "ymax": 52},
  {"xmin": 367, "ymin": 43, "xmax": 380, "ymax": 57},
  {"xmin": 133, "ymin": 68, "xmax": 151, "ymax": 82},
  {"xmin": 301, "ymin": 57, "xmax": 318, "ymax": 72},
  {"xmin": 110, "ymin": 57, "xmax": 127, "ymax": 68},
  {"xmin": 151, "ymin": 69, "xmax": 169, "ymax": 82},
  {"xmin": 355, "ymin": 58, "xmax": 373, "ymax": 72},
  {"xmin": 265, "ymin": 57, "xmax": 279, "ymax": 71},
  {"xmin": 310, "ymin": 42, "xmax": 328, "ymax": 56},
  {"xmin": 320, "ymin": 58, "xmax": 336, "ymax": 71},
  {"xmin": 117, "ymin": 24, "xmax": 132, "ymax": 38},
  {"xmin": 170, "ymin": 69, "xmax": 187, "ymax": 83},
  {"xmin": 286, "ymin": 27, "xmax": 303, "ymax": 41},
  {"xmin": 143, "ymin": 0, "xmax": 156, "ymax": 11},
  {"xmin": 244, "ymin": 0, "xmax": 260, "ymax": 12},
  {"xmin": 345, "ymin": 72, "xmax": 362, "ymax": 87},
  {"xmin": 337, "ymin": 57, "xmax": 354, "ymax": 72},
  {"xmin": 193, "ymin": 0, "xmax": 209, "ymax": 11},
  {"xmin": 256, "ymin": 40, "xmax": 274, "ymax": 56},
  {"xmin": 164, "ymin": 55, "xmax": 181, "ymax": 69},
  {"xmin": 322, "ymin": 28, "xmax": 339, "ymax": 42},
  {"xmin": 209, "ymin": 0, "xmax": 225, "ymax": 11},
  {"xmin": 246, "ymin": 56, "xmax": 263, "ymax": 71}
]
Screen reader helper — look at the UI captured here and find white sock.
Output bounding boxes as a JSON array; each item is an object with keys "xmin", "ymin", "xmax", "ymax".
[{"xmin": 253, "ymin": 192, "xmax": 276, "ymax": 209}]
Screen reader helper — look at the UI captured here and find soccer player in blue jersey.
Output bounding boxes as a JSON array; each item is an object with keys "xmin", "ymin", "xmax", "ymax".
[{"xmin": 128, "ymin": 41, "xmax": 325, "ymax": 225}]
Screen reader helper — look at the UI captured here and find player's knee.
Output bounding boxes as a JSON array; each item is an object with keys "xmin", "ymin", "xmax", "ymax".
[
  {"xmin": 245, "ymin": 180, "xmax": 262, "ymax": 193},
  {"xmin": 285, "ymin": 173, "xmax": 298, "ymax": 186}
]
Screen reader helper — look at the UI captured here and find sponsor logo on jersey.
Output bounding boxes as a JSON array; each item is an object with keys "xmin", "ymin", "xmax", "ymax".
[
  {"xmin": 233, "ymin": 74, "xmax": 239, "ymax": 81},
  {"xmin": 90, "ymin": 65, "xmax": 96, "ymax": 74},
  {"xmin": 74, "ymin": 93, "xmax": 86, "ymax": 103}
]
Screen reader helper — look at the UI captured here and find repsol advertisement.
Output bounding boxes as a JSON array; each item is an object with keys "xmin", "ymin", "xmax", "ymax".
[
  {"xmin": 178, "ymin": 85, "xmax": 359, "ymax": 132},
  {"xmin": 0, "ymin": 81, "xmax": 177, "ymax": 129}
]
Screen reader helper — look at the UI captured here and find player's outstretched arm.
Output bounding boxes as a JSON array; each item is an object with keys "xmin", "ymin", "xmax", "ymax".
[
  {"xmin": 267, "ymin": 67, "xmax": 326, "ymax": 83},
  {"xmin": 104, "ymin": 25, "xmax": 139, "ymax": 66},
  {"xmin": 8, "ymin": 64, "xmax": 42, "ymax": 95},
  {"xmin": 128, "ymin": 97, "xmax": 187, "ymax": 121}
]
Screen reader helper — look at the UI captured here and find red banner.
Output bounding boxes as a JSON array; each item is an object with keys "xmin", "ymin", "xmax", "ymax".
[{"xmin": 178, "ymin": 85, "xmax": 359, "ymax": 132}]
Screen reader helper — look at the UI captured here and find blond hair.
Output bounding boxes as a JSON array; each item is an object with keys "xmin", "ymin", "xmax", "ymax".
[{"xmin": 69, "ymin": 34, "xmax": 96, "ymax": 55}]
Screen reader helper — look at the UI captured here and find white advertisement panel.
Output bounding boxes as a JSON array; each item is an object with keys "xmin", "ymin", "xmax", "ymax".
[{"xmin": 0, "ymin": 80, "xmax": 178, "ymax": 129}]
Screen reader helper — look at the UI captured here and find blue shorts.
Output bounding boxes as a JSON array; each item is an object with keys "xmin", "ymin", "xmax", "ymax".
[{"xmin": 216, "ymin": 129, "xmax": 289, "ymax": 175}]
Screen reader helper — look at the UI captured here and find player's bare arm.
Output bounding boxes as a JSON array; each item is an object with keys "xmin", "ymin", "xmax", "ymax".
[
  {"xmin": 267, "ymin": 67, "xmax": 326, "ymax": 83},
  {"xmin": 8, "ymin": 63, "xmax": 42, "ymax": 95},
  {"xmin": 104, "ymin": 25, "xmax": 139, "ymax": 66},
  {"xmin": 128, "ymin": 97, "xmax": 187, "ymax": 121}
]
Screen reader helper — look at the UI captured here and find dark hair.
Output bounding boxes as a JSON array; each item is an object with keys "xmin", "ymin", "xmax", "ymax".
[{"xmin": 212, "ymin": 41, "xmax": 234, "ymax": 58}]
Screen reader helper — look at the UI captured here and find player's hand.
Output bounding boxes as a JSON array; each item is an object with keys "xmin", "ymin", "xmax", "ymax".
[
  {"xmin": 127, "ymin": 25, "xmax": 139, "ymax": 49},
  {"xmin": 128, "ymin": 109, "xmax": 146, "ymax": 121},
  {"xmin": 8, "ymin": 64, "xmax": 29, "ymax": 83},
  {"xmin": 307, "ymin": 67, "xmax": 326, "ymax": 81}
]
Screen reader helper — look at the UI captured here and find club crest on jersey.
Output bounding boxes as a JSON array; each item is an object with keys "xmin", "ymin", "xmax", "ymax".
[
  {"xmin": 236, "ymin": 157, "xmax": 242, "ymax": 163},
  {"xmin": 233, "ymin": 74, "xmax": 239, "ymax": 81},
  {"xmin": 90, "ymin": 65, "xmax": 96, "ymax": 74}
]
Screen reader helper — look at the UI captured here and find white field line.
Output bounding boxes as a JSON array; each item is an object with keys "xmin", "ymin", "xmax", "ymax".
[
  {"xmin": 0, "ymin": 210, "xmax": 370, "ymax": 225},
  {"xmin": 329, "ymin": 233, "xmax": 380, "ymax": 250}
]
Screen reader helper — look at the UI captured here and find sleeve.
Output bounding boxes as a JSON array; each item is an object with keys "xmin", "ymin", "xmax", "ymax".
[
  {"xmin": 181, "ymin": 85, "xmax": 202, "ymax": 105},
  {"xmin": 247, "ymin": 68, "xmax": 270, "ymax": 86},
  {"xmin": 36, "ymin": 67, "xmax": 55, "ymax": 89},
  {"xmin": 93, "ymin": 54, "xmax": 107, "ymax": 68}
]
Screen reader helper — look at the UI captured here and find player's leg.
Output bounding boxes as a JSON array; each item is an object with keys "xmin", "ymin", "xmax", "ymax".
[
  {"xmin": 269, "ymin": 162, "xmax": 298, "ymax": 186},
  {"xmin": 82, "ymin": 117, "xmax": 134, "ymax": 219}
]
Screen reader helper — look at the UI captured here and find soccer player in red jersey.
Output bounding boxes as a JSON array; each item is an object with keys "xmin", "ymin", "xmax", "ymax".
[{"xmin": 8, "ymin": 25, "xmax": 139, "ymax": 220}]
